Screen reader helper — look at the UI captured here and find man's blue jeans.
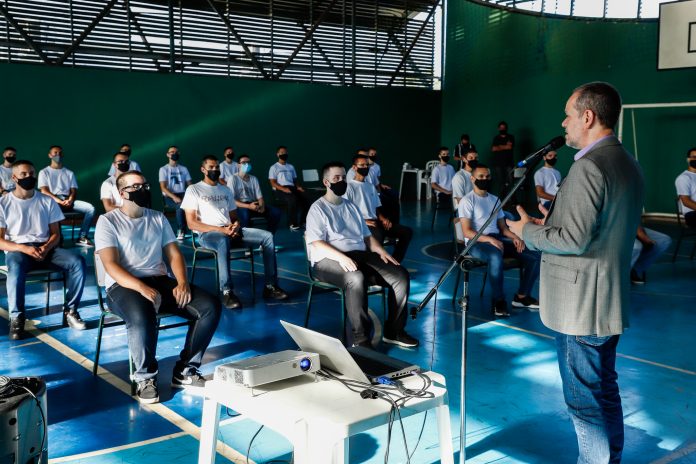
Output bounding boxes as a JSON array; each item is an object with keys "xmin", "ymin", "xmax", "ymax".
[
  {"xmin": 5, "ymin": 247, "xmax": 86, "ymax": 320},
  {"xmin": 59, "ymin": 199, "xmax": 96, "ymax": 239},
  {"xmin": 468, "ymin": 234, "xmax": 541, "ymax": 301},
  {"xmin": 236, "ymin": 204, "xmax": 282, "ymax": 234},
  {"xmin": 556, "ymin": 334, "xmax": 623, "ymax": 464},
  {"xmin": 198, "ymin": 228, "xmax": 277, "ymax": 292},
  {"xmin": 631, "ymin": 227, "xmax": 671, "ymax": 274},
  {"xmin": 163, "ymin": 195, "xmax": 186, "ymax": 232}
]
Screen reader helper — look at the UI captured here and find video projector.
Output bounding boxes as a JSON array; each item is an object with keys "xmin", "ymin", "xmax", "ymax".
[{"xmin": 214, "ymin": 350, "xmax": 320, "ymax": 388}]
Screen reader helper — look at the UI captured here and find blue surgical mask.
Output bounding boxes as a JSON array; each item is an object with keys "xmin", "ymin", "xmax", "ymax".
[{"xmin": 241, "ymin": 163, "xmax": 252, "ymax": 174}]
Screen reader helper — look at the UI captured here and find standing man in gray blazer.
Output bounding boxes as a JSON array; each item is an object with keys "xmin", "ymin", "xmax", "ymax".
[{"xmin": 508, "ymin": 82, "xmax": 644, "ymax": 464}]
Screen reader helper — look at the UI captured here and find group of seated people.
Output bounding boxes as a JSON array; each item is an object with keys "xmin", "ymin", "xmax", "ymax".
[{"xmin": 1, "ymin": 142, "xmax": 695, "ymax": 404}]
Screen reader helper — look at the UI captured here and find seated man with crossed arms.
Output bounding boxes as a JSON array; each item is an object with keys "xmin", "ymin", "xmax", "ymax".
[
  {"xmin": 95, "ymin": 170, "xmax": 221, "ymax": 404},
  {"xmin": 306, "ymin": 161, "xmax": 418, "ymax": 348},
  {"xmin": 344, "ymin": 153, "xmax": 412, "ymax": 263}
]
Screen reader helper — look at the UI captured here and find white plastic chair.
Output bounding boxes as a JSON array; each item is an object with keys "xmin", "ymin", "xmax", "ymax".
[{"xmin": 417, "ymin": 160, "xmax": 439, "ymax": 201}]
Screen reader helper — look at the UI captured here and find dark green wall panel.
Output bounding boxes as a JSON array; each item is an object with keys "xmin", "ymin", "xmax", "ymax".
[
  {"xmin": 0, "ymin": 63, "xmax": 441, "ymax": 206},
  {"xmin": 442, "ymin": 1, "xmax": 696, "ymax": 213}
]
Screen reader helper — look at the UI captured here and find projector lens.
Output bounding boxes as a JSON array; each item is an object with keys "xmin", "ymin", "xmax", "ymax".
[{"xmin": 299, "ymin": 358, "xmax": 312, "ymax": 372}]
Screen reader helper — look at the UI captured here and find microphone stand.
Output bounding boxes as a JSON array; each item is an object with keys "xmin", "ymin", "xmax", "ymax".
[{"xmin": 410, "ymin": 157, "xmax": 542, "ymax": 464}]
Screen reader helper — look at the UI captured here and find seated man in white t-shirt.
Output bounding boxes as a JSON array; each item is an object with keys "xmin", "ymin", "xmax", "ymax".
[
  {"xmin": 183, "ymin": 155, "xmax": 288, "ymax": 310},
  {"xmin": 430, "ymin": 147, "xmax": 456, "ymax": 203},
  {"xmin": 159, "ymin": 145, "xmax": 192, "ymax": 240},
  {"xmin": 344, "ymin": 153, "xmax": 412, "ymax": 263},
  {"xmin": 533, "ymin": 150, "xmax": 562, "ymax": 210},
  {"xmin": 95, "ymin": 170, "xmax": 221, "ymax": 405},
  {"xmin": 268, "ymin": 145, "xmax": 310, "ymax": 230},
  {"xmin": 452, "ymin": 148, "xmax": 479, "ymax": 208},
  {"xmin": 0, "ymin": 160, "xmax": 87, "ymax": 340},
  {"xmin": 38, "ymin": 145, "xmax": 96, "ymax": 247},
  {"xmin": 101, "ymin": 152, "xmax": 135, "ymax": 212},
  {"xmin": 306, "ymin": 161, "xmax": 417, "ymax": 349},
  {"xmin": 676, "ymin": 147, "xmax": 696, "ymax": 228},
  {"xmin": 228, "ymin": 154, "xmax": 281, "ymax": 234},
  {"xmin": 107, "ymin": 144, "xmax": 141, "ymax": 176},
  {"xmin": 0, "ymin": 146, "xmax": 17, "ymax": 195},
  {"xmin": 458, "ymin": 164, "xmax": 541, "ymax": 318},
  {"xmin": 219, "ymin": 146, "xmax": 238, "ymax": 186}
]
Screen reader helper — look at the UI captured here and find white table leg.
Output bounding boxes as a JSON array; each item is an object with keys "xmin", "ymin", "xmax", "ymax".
[
  {"xmin": 436, "ymin": 404, "xmax": 455, "ymax": 464},
  {"xmin": 331, "ymin": 438, "xmax": 348, "ymax": 464},
  {"xmin": 291, "ymin": 420, "xmax": 309, "ymax": 464},
  {"xmin": 399, "ymin": 171, "xmax": 405, "ymax": 201},
  {"xmin": 198, "ymin": 395, "xmax": 221, "ymax": 464}
]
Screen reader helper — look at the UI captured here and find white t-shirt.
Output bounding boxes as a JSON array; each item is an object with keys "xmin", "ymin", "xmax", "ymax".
[
  {"xmin": 38, "ymin": 166, "xmax": 78, "ymax": 197},
  {"xmin": 95, "ymin": 209, "xmax": 176, "ymax": 289},
  {"xmin": 220, "ymin": 160, "xmax": 239, "ymax": 181},
  {"xmin": 343, "ymin": 180, "xmax": 381, "ymax": 220},
  {"xmin": 431, "ymin": 164, "xmax": 456, "ymax": 191},
  {"xmin": 0, "ymin": 165, "xmax": 14, "ymax": 192},
  {"xmin": 0, "ymin": 192, "xmax": 64, "ymax": 244},
  {"xmin": 268, "ymin": 162, "xmax": 297, "ymax": 187},
  {"xmin": 370, "ymin": 162, "xmax": 382, "ymax": 182},
  {"xmin": 100, "ymin": 176, "xmax": 122, "ymax": 208},
  {"xmin": 675, "ymin": 170, "xmax": 696, "ymax": 214},
  {"xmin": 457, "ymin": 191, "xmax": 504, "ymax": 243},
  {"xmin": 159, "ymin": 164, "xmax": 192, "ymax": 195},
  {"xmin": 305, "ymin": 197, "xmax": 370, "ymax": 265},
  {"xmin": 533, "ymin": 166, "xmax": 562, "ymax": 202},
  {"xmin": 108, "ymin": 159, "xmax": 141, "ymax": 176},
  {"xmin": 452, "ymin": 169, "xmax": 474, "ymax": 203},
  {"xmin": 346, "ymin": 167, "xmax": 379, "ymax": 186},
  {"xmin": 181, "ymin": 181, "xmax": 236, "ymax": 232},
  {"xmin": 228, "ymin": 174, "xmax": 263, "ymax": 203}
]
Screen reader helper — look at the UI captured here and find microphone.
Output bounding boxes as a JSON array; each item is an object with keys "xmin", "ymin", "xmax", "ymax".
[{"xmin": 516, "ymin": 136, "xmax": 565, "ymax": 168}]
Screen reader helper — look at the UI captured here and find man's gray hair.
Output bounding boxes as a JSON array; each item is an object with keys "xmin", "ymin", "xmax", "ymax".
[{"xmin": 573, "ymin": 81, "xmax": 622, "ymax": 130}]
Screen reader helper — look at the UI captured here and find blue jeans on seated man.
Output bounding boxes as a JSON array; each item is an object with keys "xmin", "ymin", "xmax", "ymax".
[
  {"xmin": 556, "ymin": 334, "xmax": 623, "ymax": 464},
  {"xmin": 467, "ymin": 233, "xmax": 541, "ymax": 301},
  {"xmin": 236, "ymin": 203, "xmax": 282, "ymax": 235},
  {"xmin": 198, "ymin": 228, "xmax": 277, "ymax": 293},
  {"xmin": 59, "ymin": 197, "xmax": 96, "ymax": 239},
  {"xmin": 631, "ymin": 227, "xmax": 671, "ymax": 275},
  {"xmin": 163, "ymin": 194, "xmax": 186, "ymax": 233},
  {"xmin": 5, "ymin": 246, "xmax": 86, "ymax": 320},
  {"xmin": 106, "ymin": 275, "xmax": 221, "ymax": 380}
]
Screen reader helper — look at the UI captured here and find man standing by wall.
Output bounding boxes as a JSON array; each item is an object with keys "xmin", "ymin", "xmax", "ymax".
[{"xmin": 508, "ymin": 82, "xmax": 644, "ymax": 463}]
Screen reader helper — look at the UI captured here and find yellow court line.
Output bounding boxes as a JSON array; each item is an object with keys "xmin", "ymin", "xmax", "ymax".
[{"xmin": 0, "ymin": 307, "xmax": 255, "ymax": 464}]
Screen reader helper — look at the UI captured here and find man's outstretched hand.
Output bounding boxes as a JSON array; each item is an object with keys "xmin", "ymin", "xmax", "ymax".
[{"xmin": 506, "ymin": 204, "xmax": 547, "ymax": 238}]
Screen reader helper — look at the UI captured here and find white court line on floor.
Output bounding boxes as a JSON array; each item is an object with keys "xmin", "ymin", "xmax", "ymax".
[
  {"xmin": 650, "ymin": 441, "xmax": 696, "ymax": 464},
  {"xmin": 0, "ymin": 307, "xmax": 255, "ymax": 464}
]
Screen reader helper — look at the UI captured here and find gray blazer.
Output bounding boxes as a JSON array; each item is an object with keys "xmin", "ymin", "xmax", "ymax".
[{"xmin": 522, "ymin": 136, "xmax": 644, "ymax": 336}]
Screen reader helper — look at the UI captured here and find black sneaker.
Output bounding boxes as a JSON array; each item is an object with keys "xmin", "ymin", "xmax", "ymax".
[
  {"xmin": 493, "ymin": 299, "xmax": 510, "ymax": 318},
  {"xmin": 263, "ymin": 284, "xmax": 288, "ymax": 300},
  {"xmin": 75, "ymin": 237, "xmax": 94, "ymax": 247},
  {"xmin": 289, "ymin": 224, "xmax": 301, "ymax": 231},
  {"xmin": 9, "ymin": 316, "xmax": 26, "ymax": 341},
  {"xmin": 383, "ymin": 330, "xmax": 419, "ymax": 348},
  {"xmin": 352, "ymin": 340, "xmax": 373, "ymax": 349},
  {"xmin": 135, "ymin": 378, "xmax": 159, "ymax": 404},
  {"xmin": 222, "ymin": 290, "xmax": 242, "ymax": 309},
  {"xmin": 63, "ymin": 309, "xmax": 87, "ymax": 330},
  {"xmin": 511, "ymin": 295, "xmax": 540, "ymax": 311},
  {"xmin": 172, "ymin": 369, "xmax": 207, "ymax": 390},
  {"xmin": 631, "ymin": 269, "xmax": 645, "ymax": 285}
]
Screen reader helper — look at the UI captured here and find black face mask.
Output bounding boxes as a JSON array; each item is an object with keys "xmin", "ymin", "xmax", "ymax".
[
  {"xmin": 369, "ymin": 155, "xmax": 377, "ymax": 163},
  {"xmin": 121, "ymin": 149, "xmax": 131, "ymax": 157},
  {"xmin": 441, "ymin": 156, "xmax": 450, "ymax": 162},
  {"xmin": 278, "ymin": 154, "xmax": 288, "ymax": 161},
  {"xmin": 207, "ymin": 170, "xmax": 221, "ymax": 182},
  {"xmin": 5, "ymin": 155, "xmax": 16, "ymax": 164},
  {"xmin": 170, "ymin": 153, "xmax": 179, "ymax": 161},
  {"xmin": 356, "ymin": 167, "xmax": 370, "ymax": 177},
  {"xmin": 690, "ymin": 159, "xmax": 696, "ymax": 169},
  {"xmin": 126, "ymin": 188, "xmax": 151, "ymax": 208},
  {"xmin": 499, "ymin": 130, "xmax": 507, "ymax": 135},
  {"xmin": 16, "ymin": 176, "xmax": 37, "ymax": 191},
  {"xmin": 466, "ymin": 159, "xmax": 478, "ymax": 170},
  {"xmin": 474, "ymin": 178, "xmax": 491, "ymax": 191},
  {"xmin": 116, "ymin": 161, "xmax": 130, "ymax": 172},
  {"xmin": 328, "ymin": 180, "xmax": 348, "ymax": 196},
  {"xmin": 225, "ymin": 153, "xmax": 234, "ymax": 161},
  {"xmin": 546, "ymin": 158, "xmax": 558, "ymax": 166}
]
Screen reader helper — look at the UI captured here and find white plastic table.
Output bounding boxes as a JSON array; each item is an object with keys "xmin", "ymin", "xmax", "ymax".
[{"xmin": 198, "ymin": 371, "xmax": 454, "ymax": 464}]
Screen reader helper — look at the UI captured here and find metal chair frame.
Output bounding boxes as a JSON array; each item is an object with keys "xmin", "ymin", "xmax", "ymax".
[
  {"xmin": 672, "ymin": 196, "xmax": 696, "ymax": 262},
  {"xmin": 0, "ymin": 265, "xmax": 66, "ymax": 315}
]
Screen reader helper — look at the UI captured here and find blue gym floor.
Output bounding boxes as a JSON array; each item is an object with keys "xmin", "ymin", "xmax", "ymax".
[{"xmin": 1, "ymin": 201, "xmax": 695, "ymax": 464}]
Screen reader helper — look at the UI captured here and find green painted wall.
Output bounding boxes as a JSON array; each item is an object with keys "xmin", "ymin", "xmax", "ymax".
[
  {"xmin": 0, "ymin": 63, "xmax": 441, "ymax": 206},
  {"xmin": 442, "ymin": 1, "xmax": 696, "ymax": 213}
]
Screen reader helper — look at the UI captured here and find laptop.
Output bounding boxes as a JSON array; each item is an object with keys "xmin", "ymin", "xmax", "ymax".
[{"xmin": 280, "ymin": 320, "xmax": 420, "ymax": 384}]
